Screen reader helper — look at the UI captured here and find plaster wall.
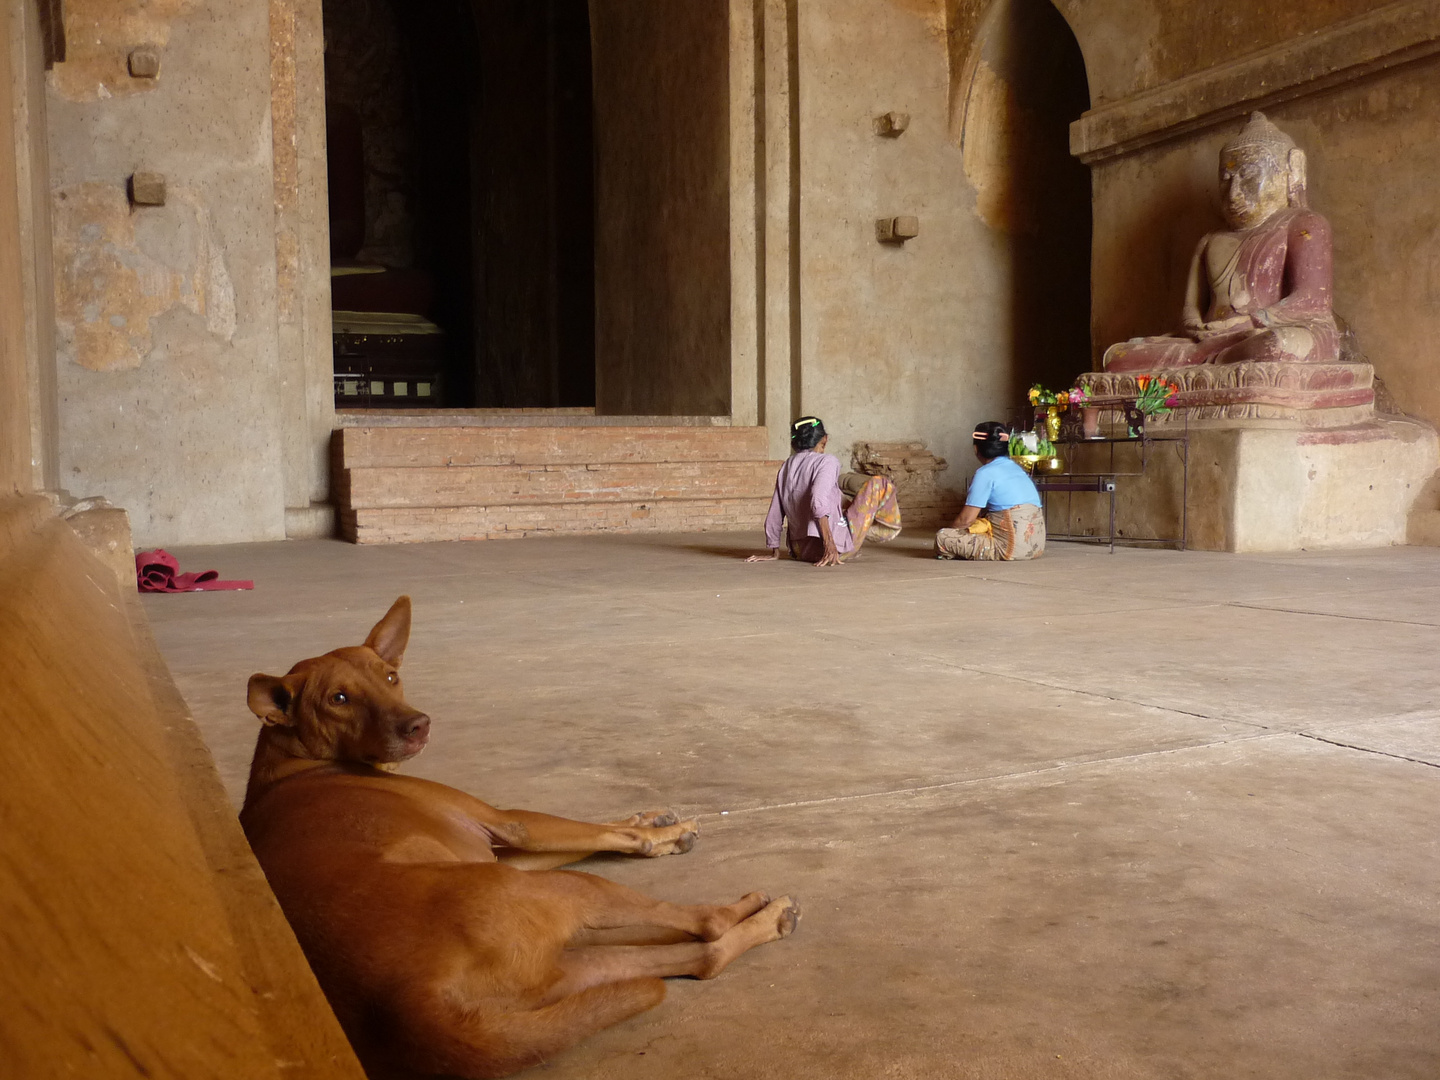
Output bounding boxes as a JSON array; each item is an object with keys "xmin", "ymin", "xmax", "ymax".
[
  {"xmin": 47, "ymin": 0, "xmax": 287, "ymax": 545},
  {"xmin": 796, "ymin": 0, "xmax": 1005, "ymax": 495},
  {"xmin": 591, "ymin": 0, "xmax": 731, "ymax": 417},
  {"xmin": 1056, "ymin": 0, "xmax": 1390, "ymax": 105}
]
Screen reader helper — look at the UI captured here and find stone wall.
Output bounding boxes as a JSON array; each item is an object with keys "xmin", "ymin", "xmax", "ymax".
[
  {"xmin": 46, "ymin": 0, "xmax": 290, "ymax": 545},
  {"xmin": 793, "ymin": 0, "xmax": 1008, "ymax": 499}
]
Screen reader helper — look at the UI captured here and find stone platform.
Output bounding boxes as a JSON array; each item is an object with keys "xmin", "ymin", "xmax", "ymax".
[
  {"xmin": 1066, "ymin": 359, "xmax": 1439, "ymax": 551},
  {"xmin": 332, "ymin": 419, "xmax": 780, "ymax": 543},
  {"xmin": 1053, "ymin": 416, "xmax": 1438, "ymax": 552}
]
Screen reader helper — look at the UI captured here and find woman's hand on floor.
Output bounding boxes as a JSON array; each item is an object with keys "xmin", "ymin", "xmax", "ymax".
[
  {"xmin": 746, "ymin": 550, "xmax": 780, "ymax": 562},
  {"xmin": 815, "ymin": 548, "xmax": 843, "ymax": 568}
]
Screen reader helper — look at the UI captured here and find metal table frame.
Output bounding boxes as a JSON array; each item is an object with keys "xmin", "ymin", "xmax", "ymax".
[{"xmin": 1028, "ymin": 411, "xmax": 1189, "ymax": 552}]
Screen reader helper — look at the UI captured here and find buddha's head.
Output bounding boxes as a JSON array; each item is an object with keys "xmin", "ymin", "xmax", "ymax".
[{"xmin": 1218, "ymin": 112, "xmax": 1307, "ymax": 229}]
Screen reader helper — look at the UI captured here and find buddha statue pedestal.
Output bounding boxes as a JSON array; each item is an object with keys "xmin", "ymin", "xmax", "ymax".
[
  {"xmin": 1071, "ymin": 113, "xmax": 1438, "ymax": 552},
  {"xmin": 1056, "ymin": 410, "xmax": 1436, "ymax": 552},
  {"xmin": 1081, "ymin": 360, "xmax": 1376, "ymax": 429}
]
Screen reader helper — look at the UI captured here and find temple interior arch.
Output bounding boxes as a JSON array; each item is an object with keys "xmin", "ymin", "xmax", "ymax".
[{"xmin": 956, "ymin": 0, "xmax": 1092, "ymax": 399}]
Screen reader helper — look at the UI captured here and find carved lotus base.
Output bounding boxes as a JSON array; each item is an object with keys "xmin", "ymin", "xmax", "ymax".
[{"xmin": 1079, "ymin": 361, "xmax": 1375, "ymax": 428}]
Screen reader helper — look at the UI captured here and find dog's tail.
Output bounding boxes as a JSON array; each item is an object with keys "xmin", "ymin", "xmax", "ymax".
[{"xmin": 397, "ymin": 977, "xmax": 667, "ymax": 1079}]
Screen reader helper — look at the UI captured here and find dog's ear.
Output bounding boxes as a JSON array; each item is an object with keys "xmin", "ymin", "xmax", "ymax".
[
  {"xmin": 365, "ymin": 595, "xmax": 412, "ymax": 666},
  {"xmin": 248, "ymin": 673, "xmax": 301, "ymax": 726}
]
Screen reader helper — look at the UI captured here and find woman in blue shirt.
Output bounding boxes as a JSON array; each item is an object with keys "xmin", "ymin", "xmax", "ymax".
[{"xmin": 935, "ymin": 421, "xmax": 1046, "ymax": 560}]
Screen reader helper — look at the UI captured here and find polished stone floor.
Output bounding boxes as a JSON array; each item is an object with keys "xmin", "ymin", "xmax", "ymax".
[{"xmin": 145, "ymin": 533, "xmax": 1440, "ymax": 1080}]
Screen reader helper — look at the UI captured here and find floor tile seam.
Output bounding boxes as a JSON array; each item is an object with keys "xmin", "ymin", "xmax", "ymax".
[
  {"xmin": 806, "ymin": 632, "xmax": 1266, "ymax": 730},
  {"xmin": 1222, "ymin": 601, "xmax": 1440, "ymax": 629},
  {"xmin": 1294, "ymin": 731, "xmax": 1440, "ymax": 770},
  {"xmin": 709, "ymin": 731, "xmax": 1285, "ymax": 820}
]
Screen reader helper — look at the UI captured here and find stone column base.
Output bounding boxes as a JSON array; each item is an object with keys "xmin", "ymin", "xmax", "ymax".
[
  {"xmin": 1053, "ymin": 417, "xmax": 1438, "ymax": 552},
  {"xmin": 284, "ymin": 502, "xmax": 336, "ymax": 540}
]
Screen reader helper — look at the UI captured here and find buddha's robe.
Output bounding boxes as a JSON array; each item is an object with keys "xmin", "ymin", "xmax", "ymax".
[{"xmin": 1104, "ymin": 208, "xmax": 1340, "ymax": 372}]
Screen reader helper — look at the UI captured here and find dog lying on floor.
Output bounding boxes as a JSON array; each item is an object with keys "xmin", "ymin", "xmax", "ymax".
[{"xmin": 240, "ymin": 596, "xmax": 799, "ymax": 1079}]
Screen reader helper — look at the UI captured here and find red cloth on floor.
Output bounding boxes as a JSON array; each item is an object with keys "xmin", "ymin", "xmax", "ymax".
[{"xmin": 136, "ymin": 549, "xmax": 254, "ymax": 593}]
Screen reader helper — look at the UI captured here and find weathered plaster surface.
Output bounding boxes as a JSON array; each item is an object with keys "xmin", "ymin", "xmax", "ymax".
[
  {"xmin": 798, "ymin": 0, "xmax": 1008, "ymax": 493},
  {"xmin": 1060, "ymin": 0, "xmax": 1394, "ymax": 105},
  {"xmin": 48, "ymin": 0, "xmax": 286, "ymax": 545},
  {"xmin": 48, "ymin": 0, "xmax": 192, "ymax": 103},
  {"xmin": 53, "ymin": 182, "xmax": 235, "ymax": 371}
]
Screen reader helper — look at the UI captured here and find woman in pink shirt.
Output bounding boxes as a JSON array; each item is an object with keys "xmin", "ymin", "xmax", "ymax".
[{"xmin": 746, "ymin": 417, "xmax": 902, "ymax": 567}]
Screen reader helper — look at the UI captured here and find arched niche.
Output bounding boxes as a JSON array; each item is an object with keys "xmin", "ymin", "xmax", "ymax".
[{"xmin": 952, "ymin": 0, "xmax": 1093, "ymax": 396}]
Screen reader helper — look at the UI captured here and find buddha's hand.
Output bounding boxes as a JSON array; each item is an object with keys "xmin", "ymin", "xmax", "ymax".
[{"xmin": 1187, "ymin": 314, "xmax": 1252, "ymax": 340}]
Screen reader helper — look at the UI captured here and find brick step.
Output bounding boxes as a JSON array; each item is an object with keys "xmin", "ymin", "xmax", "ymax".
[
  {"xmin": 338, "ymin": 460, "xmax": 781, "ymax": 509},
  {"xmin": 334, "ymin": 425, "xmax": 770, "ymax": 470},
  {"xmin": 340, "ymin": 498, "xmax": 771, "ymax": 544}
]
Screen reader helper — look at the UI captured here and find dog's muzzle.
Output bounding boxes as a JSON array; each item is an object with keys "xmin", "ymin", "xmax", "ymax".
[{"xmin": 396, "ymin": 714, "xmax": 431, "ymax": 754}]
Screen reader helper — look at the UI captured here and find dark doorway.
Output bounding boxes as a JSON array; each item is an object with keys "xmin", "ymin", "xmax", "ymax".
[
  {"xmin": 472, "ymin": 0, "xmax": 595, "ymax": 408},
  {"xmin": 960, "ymin": 0, "xmax": 1091, "ymax": 398},
  {"xmin": 322, "ymin": 0, "xmax": 596, "ymax": 409}
]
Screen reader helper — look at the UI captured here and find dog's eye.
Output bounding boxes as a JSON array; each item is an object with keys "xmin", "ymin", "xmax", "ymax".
[
  {"xmin": 331, "ymin": 692, "xmax": 348, "ymax": 705},
  {"xmin": 386, "ymin": 673, "xmax": 397, "ymax": 685}
]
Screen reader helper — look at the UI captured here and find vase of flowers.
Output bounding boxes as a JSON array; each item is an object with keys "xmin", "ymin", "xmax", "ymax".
[{"xmin": 1128, "ymin": 375, "xmax": 1180, "ymax": 436}]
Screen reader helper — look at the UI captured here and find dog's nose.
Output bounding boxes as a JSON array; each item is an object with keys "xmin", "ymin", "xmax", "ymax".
[{"xmin": 401, "ymin": 714, "xmax": 431, "ymax": 740}]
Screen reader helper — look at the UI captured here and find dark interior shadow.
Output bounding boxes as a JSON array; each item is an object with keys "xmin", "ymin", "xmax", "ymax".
[{"xmin": 1000, "ymin": 0, "xmax": 1093, "ymax": 399}]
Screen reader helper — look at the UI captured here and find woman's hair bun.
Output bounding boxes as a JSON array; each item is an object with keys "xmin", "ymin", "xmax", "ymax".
[
  {"xmin": 790, "ymin": 416, "xmax": 827, "ymax": 451},
  {"xmin": 972, "ymin": 420, "xmax": 1011, "ymax": 460}
]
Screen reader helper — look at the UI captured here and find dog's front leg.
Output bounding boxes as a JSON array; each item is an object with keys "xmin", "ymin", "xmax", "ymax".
[{"xmin": 488, "ymin": 808, "xmax": 699, "ymax": 865}]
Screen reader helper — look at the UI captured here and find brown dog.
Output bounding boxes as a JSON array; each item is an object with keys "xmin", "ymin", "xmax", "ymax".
[{"xmin": 240, "ymin": 596, "xmax": 799, "ymax": 1079}]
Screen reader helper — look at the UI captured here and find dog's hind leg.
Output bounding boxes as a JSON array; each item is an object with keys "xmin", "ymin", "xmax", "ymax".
[
  {"xmin": 544, "ymin": 896, "xmax": 802, "ymax": 1002},
  {"xmin": 545, "ymin": 870, "xmax": 774, "ymax": 941},
  {"xmin": 397, "ymin": 978, "xmax": 666, "ymax": 1079}
]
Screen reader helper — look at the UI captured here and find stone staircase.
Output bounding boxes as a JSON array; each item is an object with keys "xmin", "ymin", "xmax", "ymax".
[{"xmin": 332, "ymin": 415, "xmax": 779, "ymax": 543}]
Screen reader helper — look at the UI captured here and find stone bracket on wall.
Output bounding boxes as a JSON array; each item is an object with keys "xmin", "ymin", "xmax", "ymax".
[{"xmin": 1071, "ymin": 0, "xmax": 1440, "ymax": 163}]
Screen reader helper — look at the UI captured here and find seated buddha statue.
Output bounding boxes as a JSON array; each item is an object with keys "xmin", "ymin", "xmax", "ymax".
[{"xmin": 1103, "ymin": 112, "xmax": 1340, "ymax": 373}]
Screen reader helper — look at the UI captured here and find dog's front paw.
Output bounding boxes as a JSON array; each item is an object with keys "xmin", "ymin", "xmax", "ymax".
[{"xmin": 643, "ymin": 819, "xmax": 699, "ymax": 857}]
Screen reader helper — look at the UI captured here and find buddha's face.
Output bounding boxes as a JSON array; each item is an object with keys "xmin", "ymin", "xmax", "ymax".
[{"xmin": 1219, "ymin": 147, "xmax": 1289, "ymax": 229}]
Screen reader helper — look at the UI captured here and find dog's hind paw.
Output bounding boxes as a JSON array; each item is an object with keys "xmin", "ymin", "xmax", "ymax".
[
  {"xmin": 771, "ymin": 896, "xmax": 801, "ymax": 938},
  {"xmin": 615, "ymin": 809, "xmax": 680, "ymax": 828}
]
